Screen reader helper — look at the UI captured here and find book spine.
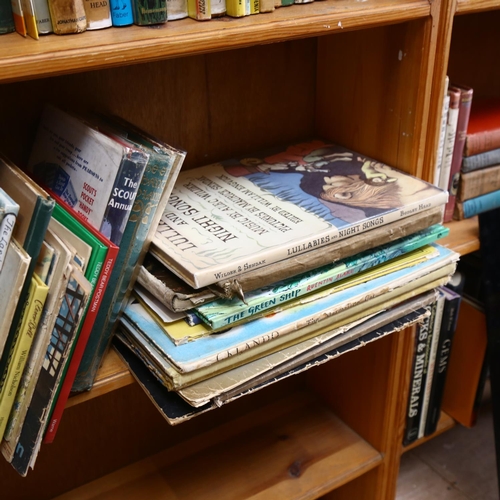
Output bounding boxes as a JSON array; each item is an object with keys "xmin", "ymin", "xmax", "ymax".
[
  {"xmin": 454, "ymin": 189, "xmax": 500, "ymax": 220},
  {"xmin": 0, "ymin": 213, "xmax": 16, "ymax": 273},
  {"xmin": 225, "ymin": 0, "xmax": 245, "ymax": 16},
  {"xmin": 433, "ymin": 93, "xmax": 450, "ymax": 187},
  {"xmin": 210, "ymin": 0, "xmax": 224, "ymax": 15},
  {"xmin": 0, "ymin": 0, "xmax": 15, "ymax": 33},
  {"xmin": 258, "ymin": 0, "xmax": 273, "ymax": 11},
  {"xmin": 465, "ymin": 128, "xmax": 500, "ymax": 158},
  {"xmin": 417, "ymin": 291, "xmax": 445, "ymax": 439},
  {"xmin": 109, "ymin": 0, "xmax": 133, "ymax": 25},
  {"xmin": 10, "ymin": 0, "xmax": 26, "ymax": 35},
  {"xmin": 438, "ymin": 89, "xmax": 460, "ymax": 191},
  {"xmin": 250, "ymin": 0, "xmax": 257, "ymax": 14},
  {"xmin": 166, "ymin": 0, "xmax": 187, "ymax": 18},
  {"xmin": 458, "ymin": 164, "xmax": 500, "ymax": 201},
  {"xmin": 443, "ymin": 85, "xmax": 473, "ymax": 222},
  {"xmin": 48, "ymin": 0, "xmax": 87, "ymax": 34},
  {"xmin": 83, "ymin": 0, "xmax": 112, "ymax": 29},
  {"xmin": 0, "ymin": 275, "xmax": 48, "ymax": 441},
  {"xmin": 132, "ymin": 0, "xmax": 166, "ymax": 25},
  {"xmin": 32, "ymin": 0, "xmax": 51, "ymax": 33},
  {"xmin": 462, "ymin": 148, "xmax": 500, "ymax": 173},
  {"xmin": 424, "ymin": 288, "xmax": 461, "ymax": 436},
  {"xmin": 21, "ymin": 0, "xmax": 38, "ymax": 39},
  {"xmin": 403, "ymin": 301, "xmax": 437, "ymax": 446},
  {"xmin": 187, "ymin": 0, "xmax": 210, "ymax": 19}
]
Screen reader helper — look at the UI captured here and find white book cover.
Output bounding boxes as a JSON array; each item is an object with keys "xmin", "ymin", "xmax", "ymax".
[
  {"xmin": 0, "ymin": 187, "xmax": 20, "ymax": 273},
  {"xmin": 151, "ymin": 139, "xmax": 448, "ymax": 288}
]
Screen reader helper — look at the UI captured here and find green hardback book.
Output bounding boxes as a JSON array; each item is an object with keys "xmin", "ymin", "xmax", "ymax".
[
  {"xmin": 132, "ymin": 0, "xmax": 167, "ymax": 25},
  {"xmin": 72, "ymin": 117, "xmax": 186, "ymax": 393}
]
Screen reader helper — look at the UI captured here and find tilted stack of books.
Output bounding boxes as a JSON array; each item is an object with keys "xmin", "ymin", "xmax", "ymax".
[
  {"xmin": 113, "ymin": 138, "xmax": 459, "ymax": 425},
  {"xmin": 0, "ymin": 103, "xmax": 185, "ymax": 476}
]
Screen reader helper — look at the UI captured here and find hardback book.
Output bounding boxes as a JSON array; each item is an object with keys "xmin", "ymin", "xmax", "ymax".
[
  {"xmin": 27, "ymin": 104, "xmax": 149, "ymax": 246},
  {"xmin": 31, "ymin": 0, "xmax": 51, "ymax": 34},
  {"xmin": 9, "ymin": 266, "xmax": 91, "ymax": 476},
  {"xmin": 0, "ymin": 153, "xmax": 55, "ymax": 416},
  {"xmin": 463, "ymin": 99, "xmax": 500, "ymax": 158},
  {"xmin": 47, "ymin": 0, "xmax": 86, "ymax": 33},
  {"xmin": 123, "ymin": 244, "xmax": 458, "ymax": 381},
  {"xmin": 437, "ymin": 87, "xmax": 460, "ymax": 191},
  {"xmin": 114, "ymin": 292, "xmax": 436, "ymax": 423},
  {"xmin": 225, "ymin": 0, "xmax": 246, "ymax": 16},
  {"xmin": 187, "ymin": 0, "xmax": 210, "ymax": 19},
  {"xmin": 462, "ymin": 147, "xmax": 500, "ymax": 173},
  {"xmin": 443, "ymin": 84, "xmax": 473, "ymax": 222},
  {"xmin": 0, "ymin": 273, "xmax": 49, "ymax": 441},
  {"xmin": 0, "ymin": 187, "xmax": 20, "ymax": 273},
  {"xmin": 402, "ymin": 299, "xmax": 438, "ymax": 446},
  {"xmin": 424, "ymin": 285, "xmax": 462, "ymax": 436},
  {"xmin": 0, "ymin": 0, "xmax": 15, "ymax": 33},
  {"xmin": 433, "ymin": 76, "xmax": 450, "ymax": 187},
  {"xmin": 151, "ymin": 139, "xmax": 448, "ymax": 290},
  {"xmin": 109, "ymin": 0, "xmax": 133, "ymax": 25},
  {"xmin": 72, "ymin": 116, "xmax": 186, "ymax": 393},
  {"xmin": 193, "ymin": 225, "xmax": 449, "ymax": 331},
  {"xmin": 132, "ymin": 0, "xmax": 167, "ymax": 24},
  {"xmin": 166, "ymin": 0, "xmax": 187, "ymax": 18},
  {"xmin": 454, "ymin": 189, "xmax": 500, "ymax": 220},
  {"xmin": 83, "ymin": 0, "xmax": 112, "ymax": 29},
  {"xmin": 10, "ymin": 0, "xmax": 26, "ymax": 35},
  {"xmin": 0, "ymin": 239, "xmax": 30, "ymax": 360},
  {"xmin": 258, "ymin": 0, "xmax": 273, "ymax": 12},
  {"xmin": 1, "ymin": 223, "xmax": 73, "ymax": 452},
  {"xmin": 40, "ymin": 198, "xmax": 118, "ymax": 445},
  {"xmin": 457, "ymin": 163, "xmax": 500, "ymax": 201}
]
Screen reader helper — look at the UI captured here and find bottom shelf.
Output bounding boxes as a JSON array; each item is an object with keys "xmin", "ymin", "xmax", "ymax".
[
  {"xmin": 55, "ymin": 391, "xmax": 382, "ymax": 500},
  {"xmin": 403, "ymin": 411, "xmax": 456, "ymax": 453}
]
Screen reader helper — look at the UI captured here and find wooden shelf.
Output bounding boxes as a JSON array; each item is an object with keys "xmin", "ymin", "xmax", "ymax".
[
  {"xmin": 441, "ymin": 217, "xmax": 480, "ymax": 256},
  {"xmin": 456, "ymin": 0, "xmax": 500, "ymax": 14},
  {"xmin": 56, "ymin": 391, "xmax": 382, "ymax": 500},
  {"xmin": 402, "ymin": 411, "xmax": 456, "ymax": 453},
  {"xmin": 1, "ymin": 0, "xmax": 430, "ymax": 84}
]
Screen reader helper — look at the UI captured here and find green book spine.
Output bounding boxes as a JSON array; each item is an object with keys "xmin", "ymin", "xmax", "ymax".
[
  {"xmin": 132, "ymin": 0, "xmax": 167, "ymax": 25},
  {"xmin": 0, "ymin": 0, "xmax": 15, "ymax": 33}
]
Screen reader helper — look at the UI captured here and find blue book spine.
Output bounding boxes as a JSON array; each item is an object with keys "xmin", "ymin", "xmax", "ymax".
[
  {"xmin": 462, "ymin": 147, "xmax": 500, "ymax": 173},
  {"xmin": 110, "ymin": 0, "xmax": 133, "ymax": 26},
  {"xmin": 461, "ymin": 190, "xmax": 500, "ymax": 218}
]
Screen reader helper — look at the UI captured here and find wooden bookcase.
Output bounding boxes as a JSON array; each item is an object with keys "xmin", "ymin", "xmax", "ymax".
[{"xmin": 0, "ymin": 0, "xmax": 494, "ymax": 496}]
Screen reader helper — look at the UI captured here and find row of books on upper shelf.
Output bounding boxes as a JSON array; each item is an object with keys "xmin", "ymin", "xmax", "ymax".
[
  {"xmin": 0, "ymin": 0, "xmax": 320, "ymax": 39},
  {"xmin": 433, "ymin": 79, "xmax": 500, "ymax": 221},
  {"xmin": 403, "ymin": 250, "xmax": 489, "ymax": 446},
  {"xmin": 0, "ymin": 103, "xmax": 185, "ymax": 476},
  {"xmin": 107, "ymin": 137, "xmax": 459, "ymax": 427}
]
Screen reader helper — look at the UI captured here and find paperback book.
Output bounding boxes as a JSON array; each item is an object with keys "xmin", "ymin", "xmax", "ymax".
[
  {"xmin": 0, "ymin": 187, "xmax": 20, "ymax": 273},
  {"xmin": 151, "ymin": 139, "xmax": 448, "ymax": 289}
]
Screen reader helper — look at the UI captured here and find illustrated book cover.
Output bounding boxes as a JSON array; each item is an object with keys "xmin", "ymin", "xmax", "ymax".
[
  {"xmin": 151, "ymin": 139, "xmax": 448, "ymax": 289},
  {"xmin": 0, "ymin": 186, "xmax": 20, "ymax": 273}
]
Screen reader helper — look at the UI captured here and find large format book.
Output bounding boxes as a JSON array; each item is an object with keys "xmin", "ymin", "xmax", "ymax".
[
  {"xmin": 151, "ymin": 139, "xmax": 447, "ymax": 290},
  {"xmin": 0, "ymin": 273, "xmax": 49, "ymax": 441},
  {"xmin": 72, "ymin": 116, "xmax": 186, "ymax": 393},
  {"xmin": 0, "ymin": 240, "xmax": 30, "ymax": 360},
  {"xmin": 443, "ymin": 84, "xmax": 473, "ymax": 222},
  {"xmin": 9, "ymin": 267, "xmax": 91, "ymax": 476},
  {"xmin": 454, "ymin": 189, "xmax": 500, "ymax": 220},
  {"xmin": 27, "ymin": 104, "xmax": 149, "ymax": 246},
  {"xmin": 463, "ymin": 99, "xmax": 500, "ymax": 157},
  {"xmin": 0, "ymin": 187, "xmax": 20, "ymax": 273},
  {"xmin": 457, "ymin": 163, "xmax": 500, "ymax": 201},
  {"xmin": 114, "ymin": 292, "xmax": 436, "ymax": 424}
]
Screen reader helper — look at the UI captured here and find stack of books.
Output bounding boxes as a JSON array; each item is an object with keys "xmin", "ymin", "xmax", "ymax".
[
  {"xmin": 454, "ymin": 98, "xmax": 500, "ymax": 220},
  {"xmin": 0, "ymin": 103, "xmax": 185, "ymax": 476},
  {"xmin": 113, "ymin": 138, "xmax": 459, "ymax": 425}
]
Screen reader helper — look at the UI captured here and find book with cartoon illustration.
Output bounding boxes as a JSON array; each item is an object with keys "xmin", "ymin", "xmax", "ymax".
[{"xmin": 151, "ymin": 139, "xmax": 448, "ymax": 289}]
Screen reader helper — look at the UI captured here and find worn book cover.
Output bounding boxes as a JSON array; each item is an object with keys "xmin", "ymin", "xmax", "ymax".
[
  {"xmin": 83, "ymin": 0, "xmax": 112, "ymax": 29},
  {"xmin": 457, "ymin": 163, "xmax": 500, "ymax": 201},
  {"xmin": 166, "ymin": 0, "xmax": 187, "ymax": 18},
  {"xmin": 151, "ymin": 139, "xmax": 447, "ymax": 289},
  {"xmin": 187, "ymin": 0, "xmax": 210, "ymax": 19},
  {"xmin": 462, "ymin": 147, "xmax": 500, "ymax": 173},
  {"xmin": 47, "ymin": 0, "xmax": 86, "ymax": 33},
  {"xmin": 454, "ymin": 189, "xmax": 500, "ymax": 220},
  {"xmin": 132, "ymin": 0, "xmax": 167, "ymax": 24},
  {"xmin": 0, "ymin": 187, "xmax": 20, "ymax": 273}
]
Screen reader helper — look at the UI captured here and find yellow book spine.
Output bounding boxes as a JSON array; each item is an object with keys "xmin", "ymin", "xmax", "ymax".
[
  {"xmin": 226, "ymin": 0, "xmax": 246, "ymax": 16},
  {"xmin": 0, "ymin": 274, "xmax": 49, "ymax": 441},
  {"xmin": 187, "ymin": 0, "xmax": 211, "ymax": 19}
]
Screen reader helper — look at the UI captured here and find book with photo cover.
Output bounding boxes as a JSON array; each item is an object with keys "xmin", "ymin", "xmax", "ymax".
[{"xmin": 151, "ymin": 139, "xmax": 448, "ymax": 289}]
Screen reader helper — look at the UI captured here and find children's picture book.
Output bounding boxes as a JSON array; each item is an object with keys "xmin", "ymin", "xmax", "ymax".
[{"xmin": 151, "ymin": 139, "xmax": 448, "ymax": 289}]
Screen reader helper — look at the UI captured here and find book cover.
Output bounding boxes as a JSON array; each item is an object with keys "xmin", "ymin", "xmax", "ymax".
[
  {"xmin": 0, "ymin": 239, "xmax": 30, "ymax": 361},
  {"xmin": 47, "ymin": 0, "xmax": 86, "ymax": 33},
  {"xmin": 31, "ymin": 0, "xmax": 51, "ymax": 34},
  {"xmin": 0, "ymin": 273, "xmax": 49, "ymax": 441},
  {"xmin": 194, "ymin": 225, "xmax": 449, "ymax": 330},
  {"xmin": 258, "ymin": 0, "xmax": 273, "ymax": 12},
  {"xmin": 125, "ymin": 244, "xmax": 458, "ymax": 375},
  {"xmin": 210, "ymin": 0, "xmax": 224, "ymax": 14},
  {"xmin": 109, "ymin": 0, "xmax": 133, "ymax": 25},
  {"xmin": 27, "ymin": 104, "xmax": 129, "ymax": 240},
  {"xmin": 10, "ymin": 0, "xmax": 26, "ymax": 36},
  {"xmin": 83, "ymin": 0, "xmax": 112, "ymax": 29},
  {"xmin": 225, "ymin": 0, "xmax": 246, "ymax": 16},
  {"xmin": 132, "ymin": 0, "xmax": 167, "ymax": 24},
  {"xmin": 438, "ymin": 88, "xmax": 460, "ymax": 191},
  {"xmin": 462, "ymin": 147, "xmax": 500, "ymax": 173},
  {"xmin": 443, "ymin": 84, "xmax": 473, "ymax": 222},
  {"xmin": 41, "ymin": 197, "xmax": 118, "ymax": 445},
  {"xmin": 403, "ymin": 299, "xmax": 438, "ymax": 446},
  {"xmin": 1, "ymin": 223, "xmax": 73, "ymax": 452},
  {"xmin": 464, "ymin": 99, "xmax": 500, "ymax": 157},
  {"xmin": 72, "ymin": 116, "xmax": 186, "ymax": 393},
  {"xmin": 424, "ymin": 285, "xmax": 462, "ymax": 436},
  {"xmin": 454, "ymin": 189, "xmax": 500, "ymax": 220},
  {"xmin": 433, "ymin": 76, "xmax": 449, "ymax": 187},
  {"xmin": 151, "ymin": 139, "xmax": 448, "ymax": 290},
  {"xmin": 166, "ymin": 0, "xmax": 187, "ymax": 18},
  {"xmin": 0, "ymin": 186, "xmax": 20, "ymax": 273},
  {"xmin": 187, "ymin": 0, "xmax": 210, "ymax": 18},
  {"xmin": 10, "ymin": 266, "xmax": 91, "ymax": 476},
  {"xmin": 0, "ymin": 0, "xmax": 15, "ymax": 33},
  {"xmin": 457, "ymin": 163, "xmax": 500, "ymax": 201},
  {"xmin": 20, "ymin": 0, "xmax": 37, "ymax": 38}
]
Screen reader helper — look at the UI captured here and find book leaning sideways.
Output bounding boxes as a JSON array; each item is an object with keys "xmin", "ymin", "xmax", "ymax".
[{"xmin": 151, "ymin": 139, "xmax": 448, "ymax": 289}]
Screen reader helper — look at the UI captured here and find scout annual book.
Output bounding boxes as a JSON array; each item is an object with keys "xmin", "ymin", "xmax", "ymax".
[{"xmin": 151, "ymin": 139, "xmax": 448, "ymax": 289}]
